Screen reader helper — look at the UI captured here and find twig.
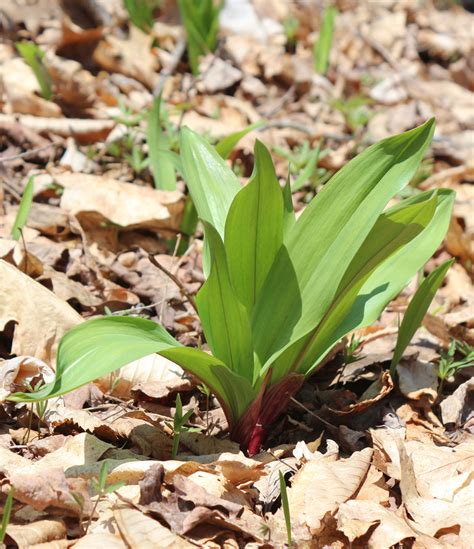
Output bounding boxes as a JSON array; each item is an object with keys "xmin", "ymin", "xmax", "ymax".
[
  {"xmin": 153, "ymin": 36, "xmax": 187, "ymax": 98},
  {"xmin": 0, "ymin": 141, "xmax": 61, "ymax": 164},
  {"xmin": 289, "ymin": 397, "xmax": 337, "ymax": 431},
  {"xmin": 148, "ymin": 253, "xmax": 198, "ymax": 314}
]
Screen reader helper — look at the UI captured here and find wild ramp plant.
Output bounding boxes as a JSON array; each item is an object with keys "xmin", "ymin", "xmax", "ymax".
[{"xmin": 9, "ymin": 119, "xmax": 455, "ymax": 454}]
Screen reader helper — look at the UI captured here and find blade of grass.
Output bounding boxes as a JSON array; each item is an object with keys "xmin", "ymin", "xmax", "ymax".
[
  {"xmin": 314, "ymin": 6, "xmax": 337, "ymax": 74},
  {"xmin": 390, "ymin": 258, "xmax": 454, "ymax": 375},
  {"xmin": 15, "ymin": 42, "xmax": 53, "ymax": 100},
  {"xmin": 279, "ymin": 471, "xmax": 292, "ymax": 547},
  {"xmin": 11, "ymin": 177, "xmax": 34, "ymax": 241}
]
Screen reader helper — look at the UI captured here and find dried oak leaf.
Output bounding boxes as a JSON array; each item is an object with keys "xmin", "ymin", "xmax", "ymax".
[{"xmin": 5, "ymin": 519, "xmax": 67, "ymax": 548}]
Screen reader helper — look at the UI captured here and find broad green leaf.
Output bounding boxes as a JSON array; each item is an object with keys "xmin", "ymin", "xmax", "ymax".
[
  {"xmin": 314, "ymin": 6, "xmax": 337, "ymax": 74},
  {"xmin": 16, "ymin": 42, "xmax": 53, "ymax": 100},
  {"xmin": 225, "ymin": 140, "xmax": 284, "ymax": 314},
  {"xmin": 390, "ymin": 258, "xmax": 453, "ymax": 373},
  {"xmin": 252, "ymin": 119, "xmax": 436, "ymax": 368},
  {"xmin": 305, "ymin": 189, "xmax": 455, "ymax": 375},
  {"xmin": 196, "ymin": 223, "xmax": 254, "ymax": 380},
  {"xmin": 161, "ymin": 347, "xmax": 255, "ymax": 426},
  {"xmin": 8, "ymin": 316, "xmax": 180, "ymax": 402},
  {"xmin": 216, "ymin": 121, "xmax": 265, "ymax": 159},
  {"xmin": 180, "ymin": 127, "xmax": 241, "ymax": 238},
  {"xmin": 147, "ymin": 96, "xmax": 177, "ymax": 190},
  {"xmin": 11, "ymin": 177, "xmax": 34, "ymax": 240}
]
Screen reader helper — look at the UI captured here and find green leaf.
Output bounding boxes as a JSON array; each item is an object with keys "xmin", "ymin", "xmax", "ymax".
[
  {"xmin": 196, "ymin": 223, "xmax": 254, "ymax": 381},
  {"xmin": 11, "ymin": 177, "xmax": 34, "ymax": 240},
  {"xmin": 225, "ymin": 140, "xmax": 284, "ymax": 314},
  {"xmin": 147, "ymin": 96, "xmax": 177, "ymax": 190},
  {"xmin": 390, "ymin": 258, "xmax": 453, "ymax": 374},
  {"xmin": 252, "ymin": 119, "xmax": 436, "ymax": 369},
  {"xmin": 8, "ymin": 316, "xmax": 180, "ymax": 402},
  {"xmin": 180, "ymin": 127, "xmax": 241, "ymax": 238},
  {"xmin": 15, "ymin": 42, "xmax": 53, "ymax": 100},
  {"xmin": 215, "ymin": 121, "xmax": 265, "ymax": 159},
  {"xmin": 282, "ymin": 175, "xmax": 296, "ymax": 235},
  {"xmin": 314, "ymin": 6, "xmax": 337, "ymax": 74},
  {"xmin": 291, "ymin": 145, "xmax": 320, "ymax": 191},
  {"xmin": 279, "ymin": 471, "xmax": 292, "ymax": 547},
  {"xmin": 305, "ymin": 189, "xmax": 455, "ymax": 375}
]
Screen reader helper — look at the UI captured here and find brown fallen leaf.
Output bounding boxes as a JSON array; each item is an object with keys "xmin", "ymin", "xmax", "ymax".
[
  {"xmin": 440, "ymin": 378, "xmax": 474, "ymax": 427},
  {"xmin": 0, "ymin": 356, "xmax": 54, "ymax": 402},
  {"xmin": 278, "ymin": 447, "xmax": 373, "ymax": 535},
  {"xmin": 5, "ymin": 519, "xmax": 67, "ymax": 549},
  {"xmin": 0, "ymin": 260, "xmax": 82, "ymax": 364},
  {"xmin": 397, "ymin": 438, "xmax": 474, "ymax": 541},
  {"xmin": 55, "ymin": 173, "xmax": 183, "ymax": 234},
  {"xmin": 337, "ymin": 500, "xmax": 416, "ymax": 548},
  {"xmin": 73, "ymin": 532, "xmax": 128, "ymax": 548},
  {"xmin": 0, "ymin": 114, "xmax": 115, "ymax": 144},
  {"xmin": 397, "ymin": 359, "xmax": 438, "ymax": 404},
  {"xmin": 114, "ymin": 504, "xmax": 196, "ymax": 549},
  {"xmin": 4, "ymin": 468, "xmax": 91, "ymax": 515}
]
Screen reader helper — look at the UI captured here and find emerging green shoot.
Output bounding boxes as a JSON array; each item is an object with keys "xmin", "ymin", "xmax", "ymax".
[
  {"xmin": 178, "ymin": 0, "xmax": 222, "ymax": 75},
  {"xmin": 10, "ymin": 119, "xmax": 455, "ymax": 454},
  {"xmin": 123, "ymin": 0, "xmax": 159, "ymax": 32},
  {"xmin": 279, "ymin": 471, "xmax": 292, "ymax": 547},
  {"xmin": 167, "ymin": 393, "xmax": 199, "ymax": 458},
  {"xmin": 147, "ymin": 96, "xmax": 177, "ymax": 190},
  {"xmin": 437, "ymin": 340, "xmax": 474, "ymax": 395},
  {"xmin": 15, "ymin": 42, "xmax": 53, "ymax": 100},
  {"xmin": 331, "ymin": 95, "xmax": 373, "ymax": 134},
  {"xmin": 11, "ymin": 177, "xmax": 34, "ymax": 241},
  {"xmin": 390, "ymin": 259, "xmax": 453, "ymax": 375},
  {"xmin": 314, "ymin": 5, "xmax": 337, "ymax": 74},
  {"xmin": 0, "ymin": 487, "xmax": 14, "ymax": 544}
]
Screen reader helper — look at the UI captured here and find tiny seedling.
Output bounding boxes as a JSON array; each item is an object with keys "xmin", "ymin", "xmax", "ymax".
[
  {"xmin": 178, "ymin": 0, "xmax": 222, "ymax": 75},
  {"xmin": 15, "ymin": 42, "xmax": 53, "ymax": 100},
  {"xmin": 10, "ymin": 120, "xmax": 455, "ymax": 454},
  {"xmin": 273, "ymin": 141, "xmax": 331, "ymax": 191},
  {"xmin": 279, "ymin": 471, "xmax": 292, "ymax": 547},
  {"xmin": 437, "ymin": 340, "xmax": 474, "ymax": 395},
  {"xmin": 0, "ymin": 487, "xmax": 14, "ymax": 545},
  {"xmin": 85, "ymin": 461, "xmax": 125, "ymax": 533},
  {"xmin": 167, "ymin": 393, "xmax": 200, "ymax": 459},
  {"xmin": 123, "ymin": 0, "xmax": 160, "ymax": 32},
  {"xmin": 343, "ymin": 334, "xmax": 364, "ymax": 366},
  {"xmin": 314, "ymin": 5, "xmax": 337, "ymax": 74},
  {"xmin": 331, "ymin": 95, "xmax": 373, "ymax": 134},
  {"xmin": 11, "ymin": 177, "xmax": 34, "ymax": 241},
  {"xmin": 283, "ymin": 15, "xmax": 299, "ymax": 52}
]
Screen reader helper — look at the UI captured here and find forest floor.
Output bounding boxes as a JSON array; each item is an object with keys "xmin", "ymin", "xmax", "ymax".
[{"xmin": 0, "ymin": 0, "xmax": 473, "ymax": 547}]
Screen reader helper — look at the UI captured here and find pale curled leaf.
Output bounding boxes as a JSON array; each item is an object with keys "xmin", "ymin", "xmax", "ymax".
[{"xmin": 282, "ymin": 447, "xmax": 373, "ymax": 534}]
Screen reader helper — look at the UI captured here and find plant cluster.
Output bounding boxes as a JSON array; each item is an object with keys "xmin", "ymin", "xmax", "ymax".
[{"xmin": 9, "ymin": 120, "xmax": 454, "ymax": 454}]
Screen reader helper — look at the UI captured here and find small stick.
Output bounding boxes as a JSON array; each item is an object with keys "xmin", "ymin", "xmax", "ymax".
[
  {"xmin": 148, "ymin": 253, "xmax": 198, "ymax": 314},
  {"xmin": 0, "ymin": 141, "xmax": 61, "ymax": 164}
]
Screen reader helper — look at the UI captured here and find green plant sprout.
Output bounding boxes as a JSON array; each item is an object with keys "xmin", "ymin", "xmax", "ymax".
[
  {"xmin": 11, "ymin": 177, "xmax": 34, "ymax": 241},
  {"xmin": 390, "ymin": 259, "xmax": 453, "ymax": 376},
  {"xmin": 331, "ymin": 95, "xmax": 374, "ymax": 134},
  {"xmin": 343, "ymin": 334, "xmax": 365, "ymax": 366},
  {"xmin": 273, "ymin": 141, "xmax": 331, "ymax": 191},
  {"xmin": 314, "ymin": 5, "xmax": 337, "ymax": 74},
  {"xmin": 15, "ymin": 42, "xmax": 53, "ymax": 100},
  {"xmin": 123, "ymin": 0, "xmax": 160, "ymax": 32},
  {"xmin": 9, "ymin": 119, "xmax": 455, "ymax": 455},
  {"xmin": 178, "ymin": 0, "xmax": 222, "ymax": 75},
  {"xmin": 283, "ymin": 15, "xmax": 299, "ymax": 52},
  {"xmin": 437, "ymin": 340, "xmax": 474, "ymax": 395},
  {"xmin": 85, "ymin": 461, "xmax": 125, "ymax": 533},
  {"xmin": 279, "ymin": 471, "xmax": 292, "ymax": 547},
  {"xmin": 167, "ymin": 393, "xmax": 200, "ymax": 459},
  {"xmin": 0, "ymin": 487, "xmax": 14, "ymax": 545}
]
